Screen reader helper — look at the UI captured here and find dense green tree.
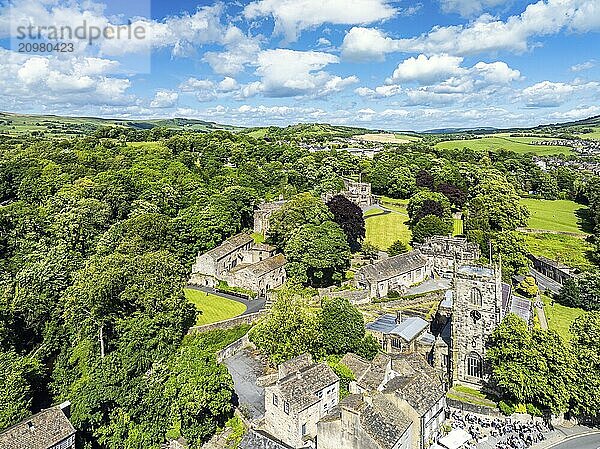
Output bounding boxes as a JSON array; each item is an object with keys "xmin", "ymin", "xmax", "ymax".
[
  {"xmin": 285, "ymin": 221, "xmax": 351, "ymax": 287},
  {"xmin": 387, "ymin": 240, "xmax": 409, "ymax": 256},
  {"xmin": 411, "ymin": 215, "xmax": 452, "ymax": 244},
  {"xmin": 557, "ymin": 272, "xmax": 600, "ymax": 311},
  {"xmin": 570, "ymin": 312, "xmax": 600, "ymax": 421},
  {"xmin": 388, "ymin": 167, "xmax": 417, "ymax": 199},
  {"xmin": 320, "ymin": 297, "xmax": 365, "ymax": 355},
  {"xmin": 326, "ymin": 195, "xmax": 365, "ymax": 252},
  {"xmin": 249, "ymin": 288, "xmax": 323, "ymax": 364},
  {"xmin": 487, "ymin": 314, "xmax": 574, "ymax": 413},
  {"xmin": 408, "ymin": 191, "xmax": 452, "ymax": 223},
  {"xmin": 0, "ymin": 351, "xmax": 45, "ymax": 430},
  {"xmin": 268, "ymin": 192, "xmax": 333, "ymax": 248}
]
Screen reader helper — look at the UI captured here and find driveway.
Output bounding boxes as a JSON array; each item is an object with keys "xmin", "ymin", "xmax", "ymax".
[
  {"xmin": 186, "ymin": 285, "xmax": 266, "ymax": 315},
  {"xmin": 223, "ymin": 348, "xmax": 267, "ymax": 420}
]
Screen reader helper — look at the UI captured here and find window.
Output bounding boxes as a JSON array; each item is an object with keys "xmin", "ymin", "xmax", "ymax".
[
  {"xmin": 317, "ymin": 390, "xmax": 323, "ymax": 399},
  {"xmin": 284, "ymin": 401, "xmax": 290, "ymax": 415},
  {"xmin": 301, "ymin": 423, "xmax": 307, "ymax": 436},
  {"xmin": 273, "ymin": 394, "xmax": 278, "ymax": 407},
  {"xmin": 391, "ymin": 338, "xmax": 402, "ymax": 350},
  {"xmin": 466, "ymin": 352, "xmax": 483, "ymax": 378},
  {"xmin": 470, "ymin": 288, "xmax": 482, "ymax": 306}
]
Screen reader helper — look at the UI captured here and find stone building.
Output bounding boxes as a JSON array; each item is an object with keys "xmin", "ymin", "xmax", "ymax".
[
  {"xmin": 317, "ymin": 392, "xmax": 413, "ymax": 449},
  {"xmin": 342, "ymin": 179, "xmax": 375, "ymax": 208},
  {"xmin": 529, "ymin": 254, "xmax": 576, "ymax": 285},
  {"xmin": 414, "ymin": 236, "xmax": 480, "ymax": 277},
  {"xmin": 354, "ymin": 250, "xmax": 431, "ymax": 298},
  {"xmin": 334, "ymin": 353, "xmax": 446, "ymax": 449},
  {"xmin": 253, "ymin": 201, "xmax": 286, "ymax": 235},
  {"xmin": 263, "ymin": 354, "xmax": 339, "ymax": 449},
  {"xmin": 450, "ymin": 265, "xmax": 503, "ymax": 389},
  {"xmin": 384, "ymin": 354, "xmax": 447, "ymax": 449},
  {"xmin": 0, "ymin": 402, "xmax": 75, "ymax": 449},
  {"xmin": 190, "ymin": 233, "xmax": 286, "ymax": 297},
  {"xmin": 365, "ymin": 312, "xmax": 433, "ymax": 355}
]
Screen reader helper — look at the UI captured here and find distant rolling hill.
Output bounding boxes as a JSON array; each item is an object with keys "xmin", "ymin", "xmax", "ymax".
[{"xmin": 0, "ymin": 112, "xmax": 241, "ymax": 137}]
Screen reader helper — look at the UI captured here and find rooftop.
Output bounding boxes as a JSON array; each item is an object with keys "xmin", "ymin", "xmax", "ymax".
[
  {"xmin": 0, "ymin": 403, "xmax": 75, "ymax": 449},
  {"xmin": 510, "ymin": 295, "xmax": 533, "ymax": 323},
  {"xmin": 274, "ymin": 355, "xmax": 339, "ymax": 413},
  {"xmin": 366, "ymin": 314, "xmax": 429, "ymax": 342},
  {"xmin": 237, "ymin": 254, "xmax": 286, "ymax": 278},
  {"xmin": 357, "ymin": 250, "xmax": 428, "ymax": 282},
  {"xmin": 457, "ymin": 265, "xmax": 495, "ymax": 278},
  {"xmin": 203, "ymin": 233, "xmax": 253, "ymax": 260}
]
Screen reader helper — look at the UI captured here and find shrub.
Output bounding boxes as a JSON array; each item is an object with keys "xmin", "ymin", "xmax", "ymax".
[
  {"xmin": 526, "ymin": 403, "xmax": 542, "ymax": 416},
  {"xmin": 499, "ymin": 400, "xmax": 515, "ymax": 416}
]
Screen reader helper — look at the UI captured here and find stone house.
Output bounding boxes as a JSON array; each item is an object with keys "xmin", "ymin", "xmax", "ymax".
[
  {"xmin": 414, "ymin": 236, "xmax": 480, "ymax": 277},
  {"xmin": 342, "ymin": 179, "xmax": 375, "ymax": 207},
  {"xmin": 0, "ymin": 401, "xmax": 75, "ymax": 449},
  {"xmin": 339, "ymin": 353, "xmax": 396, "ymax": 394},
  {"xmin": 365, "ymin": 312, "xmax": 432, "ymax": 355},
  {"xmin": 337, "ymin": 353, "xmax": 446, "ymax": 449},
  {"xmin": 384, "ymin": 354, "xmax": 447, "ymax": 449},
  {"xmin": 263, "ymin": 354, "xmax": 339, "ymax": 449},
  {"xmin": 529, "ymin": 254, "xmax": 576, "ymax": 285},
  {"xmin": 190, "ymin": 233, "xmax": 286, "ymax": 297},
  {"xmin": 354, "ymin": 250, "xmax": 432, "ymax": 298},
  {"xmin": 317, "ymin": 392, "xmax": 413, "ymax": 449}
]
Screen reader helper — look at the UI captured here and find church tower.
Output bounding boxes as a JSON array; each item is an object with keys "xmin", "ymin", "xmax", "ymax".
[{"xmin": 451, "ymin": 264, "xmax": 502, "ymax": 389}]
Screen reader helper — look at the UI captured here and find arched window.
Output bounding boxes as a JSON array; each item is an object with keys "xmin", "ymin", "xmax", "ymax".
[
  {"xmin": 466, "ymin": 352, "xmax": 483, "ymax": 378},
  {"xmin": 470, "ymin": 288, "xmax": 482, "ymax": 306}
]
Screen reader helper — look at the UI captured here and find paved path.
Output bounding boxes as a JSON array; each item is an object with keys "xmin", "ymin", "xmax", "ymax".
[
  {"xmin": 549, "ymin": 432, "xmax": 600, "ymax": 449},
  {"xmin": 536, "ymin": 300, "xmax": 549, "ymax": 329},
  {"xmin": 223, "ymin": 348, "xmax": 267, "ymax": 420},
  {"xmin": 186, "ymin": 285, "xmax": 266, "ymax": 315}
]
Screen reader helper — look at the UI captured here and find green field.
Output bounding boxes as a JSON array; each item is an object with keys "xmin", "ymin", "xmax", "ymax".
[
  {"xmin": 364, "ymin": 204, "xmax": 411, "ymax": 250},
  {"xmin": 184, "ymin": 289, "xmax": 247, "ymax": 326},
  {"xmin": 521, "ymin": 233, "xmax": 593, "ymax": 272},
  {"xmin": 453, "ymin": 218, "xmax": 464, "ymax": 236},
  {"xmin": 579, "ymin": 128, "xmax": 600, "ymax": 140},
  {"xmin": 542, "ymin": 295, "xmax": 585, "ymax": 341},
  {"xmin": 435, "ymin": 136, "xmax": 571, "ymax": 155},
  {"xmin": 520, "ymin": 198, "xmax": 590, "ymax": 234}
]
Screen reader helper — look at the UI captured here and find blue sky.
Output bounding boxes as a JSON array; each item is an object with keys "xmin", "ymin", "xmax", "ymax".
[{"xmin": 0, "ymin": 0, "xmax": 599, "ymax": 130}]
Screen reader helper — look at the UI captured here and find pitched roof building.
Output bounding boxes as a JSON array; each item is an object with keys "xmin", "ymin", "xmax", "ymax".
[
  {"xmin": 263, "ymin": 354, "xmax": 339, "ymax": 449},
  {"xmin": 366, "ymin": 312, "xmax": 432, "ymax": 355},
  {"xmin": 0, "ymin": 402, "xmax": 75, "ymax": 449},
  {"xmin": 355, "ymin": 250, "xmax": 432, "ymax": 298}
]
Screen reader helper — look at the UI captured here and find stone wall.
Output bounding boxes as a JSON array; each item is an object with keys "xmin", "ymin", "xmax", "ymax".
[
  {"xmin": 187, "ymin": 311, "xmax": 264, "ymax": 335},
  {"xmin": 217, "ymin": 334, "xmax": 250, "ymax": 363},
  {"xmin": 447, "ymin": 398, "xmax": 501, "ymax": 417}
]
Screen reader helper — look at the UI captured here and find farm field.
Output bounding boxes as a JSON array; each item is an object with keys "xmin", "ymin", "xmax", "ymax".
[
  {"xmin": 355, "ymin": 133, "xmax": 420, "ymax": 144},
  {"xmin": 184, "ymin": 288, "xmax": 247, "ymax": 326},
  {"xmin": 579, "ymin": 128, "xmax": 600, "ymax": 139},
  {"xmin": 435, "ymin": 136, "xmax": 571, "ymax": 155},
  {"xmin": 521, "ymin": 233, "xmax": 593, "ymax": 272},
  {"xmin": 541, "ymin": 295, "xmax": 585, "ymax": 341},
  {"xmin": 520, "ymin": 198, "xmax": 590, "ymax": 234},
  {"xmin": 364, "ymin": 208, "xmax": 411, "ymax": 251}
]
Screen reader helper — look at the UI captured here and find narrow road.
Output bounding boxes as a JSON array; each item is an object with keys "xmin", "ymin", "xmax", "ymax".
[
  {"xmin": 549, "ymin": 433, "xmax": 600, "ymax": 449},
  {"xmin": 185, "ymin": 285, "xmax": 266, "ymax": 315}
]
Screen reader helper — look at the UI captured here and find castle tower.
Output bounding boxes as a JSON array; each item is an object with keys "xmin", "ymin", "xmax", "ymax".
[{"xmin": 451, "ymin": 265, "xmax": 502, "ymax": 389}]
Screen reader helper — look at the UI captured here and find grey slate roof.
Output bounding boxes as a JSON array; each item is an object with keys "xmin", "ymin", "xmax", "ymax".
[
  {"xmin": 238, "ymin": 429, "xmax": 294, "ymax": 449},
  {"xmin": 458, "ymin": 265, "xmax": 494, "ymax": 277},
  {"xmin": 275, "ymin": 356, "xmax": 339, "ymax": 413},
  {"xmin": 0, "ymin": 405, "xmax": 75, "ymax": 449},
  {"xmin": 237, "ymin": 254, "xmax": 286, "ymax": 278},
  {"xmin": 331, "ymin": 393, "xmax": 412, "ymax": 449},
  {"xmin": 340, "ymin": 353, "xmax": 391, "ymax": 392},
  {"xmin": 366, "ymin": 314, "xmax": 429, "ymax": 342},
  {"xmin": 386, "ymin": 354, "xmax": 445, "ymax": 416},
  {"xmin": 357, "ymin": 250, "xmax": 428, "ymax": 282},
  {"xmin": 501, "ymin": 283, "xmax": 512, "ymax": 311},
  {"xmin": 510, "ymin": 295, "xmax": 533, "ymax": 323},
  {"xmin": 204, "ymin": 233, "xmax": 253, "ymax": 260}
]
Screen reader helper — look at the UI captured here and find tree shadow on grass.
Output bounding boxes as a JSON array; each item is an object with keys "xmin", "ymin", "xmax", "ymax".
[{"xmin": 575, "ymin": 207, "xmax": 595, "ymax": 234}]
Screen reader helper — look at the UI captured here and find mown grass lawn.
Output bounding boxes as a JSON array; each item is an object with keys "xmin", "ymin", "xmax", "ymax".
[
  {"xmin": 520, "ymin": 198, "xmax": 590, "ymax": 234},
  {"xmin": 364, "ymin": 210, "xmax": 411, "ymax": 251},
  {"xmin": 184, "ymin": 289, "xmax": 247, "ymax": 326},
  {"xmin": 453, "ymin": 218, "xmax": 464, "ymax": 236},
  {"xmin": 541, "ymin": 295, "xmax": 585, "ymax": 341},
  {"xmin": 521, "ymin": 233, "xmax": 593, "ymax": 272},
  {"xmin": 435, "ymin": 136, "xmax": 571, "ymax": 155}
]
